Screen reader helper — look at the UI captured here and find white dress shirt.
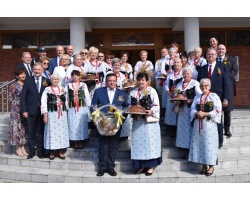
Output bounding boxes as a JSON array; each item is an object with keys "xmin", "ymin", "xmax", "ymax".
[
  {"xmin": 107, "ymin": 87, "xmax": 116, "ymax": 103},
  {"xmin": 207, "ymin": 62, "xmax": 216, "ymax": 75}
]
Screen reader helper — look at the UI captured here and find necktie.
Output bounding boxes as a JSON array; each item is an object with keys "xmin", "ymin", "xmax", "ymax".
[
  {"xmin": 219, "ymin": 57, "xmax": 222, "ymax": 63},
  {"xmin": 59, "ymin": 57, "xmax": 62, "ymax": 66},
  {"xmin": 27, "ymin": 64, "xmax": 32, "ymax": 76},
  {"xmin": 36, "ymin": 77, "xmax": 40, "ymax": 92},
  {"xmin": 208, "ymin": 65, "xmax": 212, "ymax": 79}
]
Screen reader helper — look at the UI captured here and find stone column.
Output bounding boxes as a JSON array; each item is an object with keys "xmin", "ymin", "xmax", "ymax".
[
  {"xmin": 184, "ymin": 17, "xmax": 199, "ymax": 52},
  {"xmin": 70, "ymin": 17, "xmax": 85, "ymax": 54}
]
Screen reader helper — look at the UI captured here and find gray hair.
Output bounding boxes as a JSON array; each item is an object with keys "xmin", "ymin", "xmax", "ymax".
[
  {"xmin": 33, "ymin": 62, "xmax": 43, "ymax": 70},
  {"xmin": 89, "ymin": 46, "xmax": 98, "ymax": 54},
  {"xmin": 112, "ymin": 58, "xmax": 121, "ymax": 66},
  {"xmin": 182, "ymin": 66, "xmax": 193, "ymax": 74},
  {"xmin": 169, "ymin": 47, "xmax": 177, "ymax": 53},
  {"xmin": 50, "ymin": 74, "xmax": 59, "ymax": 81},
  {"xmin": 60, "ymin": 54, "xmax": 70, "ymax": 60},
  {"xmin": 200, "ymin": 78, "xmax": 211, "ymax": 86}
]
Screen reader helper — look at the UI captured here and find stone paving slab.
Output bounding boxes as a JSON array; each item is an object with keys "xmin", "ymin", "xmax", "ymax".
[{"xmin": 0, "ymin": 164, "xmax": 249, "ymax": 183}]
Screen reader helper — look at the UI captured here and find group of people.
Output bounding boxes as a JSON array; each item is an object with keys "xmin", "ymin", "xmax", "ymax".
[{"xmin": 8, "ymin": 37, "xmax": 238, "ymax": 177}]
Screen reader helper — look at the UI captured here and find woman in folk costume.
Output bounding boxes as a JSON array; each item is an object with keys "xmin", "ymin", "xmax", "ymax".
[
  {"xmin": 189, "ymin": 47, "xmax": 207, "ymax": 80},
  {"xmin": 128, "ymin": 72, "xmax": 162, "ymax": 176},
  {"xmin": 163, "ymin": 57, "xmax": 183, "ymax": 138},
  {"xmin": 65, "ymin": 70, "xmax": 91, "ymax": 149},
  {"xmin": 53, "ymin": 54, "xmax": 70, "ymax": 87},
  {"xmin": 65, "ymin": 54, "xmax": 88, "ymax": 85},
  {"xmin": 161, "ymin": 47, "xmax": 177, "ymax": 111},
  {"xmin": 84, "ymin": 46, "xmax": 109, "ymax": 100},
  {"xmin": 134, "ymin": 50, "xmax": 154, "ymax": 81},
  {"xmin": 120, "ymin": 51, "xmax": 133, "ymax": 81},
  {"xmin": 41, "ymin": 74, "xmax": 69, "ymax": 160},
  {"xmin": 189, "ymin": 78, "xmax": 222, "ymax": 176},
  {"xmin": 174, "ymin": 66, "xmax": 202, "ymax": 158}
]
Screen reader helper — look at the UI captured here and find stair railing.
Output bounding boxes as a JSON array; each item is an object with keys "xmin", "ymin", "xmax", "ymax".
[{"xmin": 0, "ymin": 79, "xmax": 15, "ymax": 114}]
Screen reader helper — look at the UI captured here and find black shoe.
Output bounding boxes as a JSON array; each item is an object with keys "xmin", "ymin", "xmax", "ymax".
[
  {"xmin": 205, "ymin": 167, "xmax": 214, "ymax": 176},
  {"xmin": 37, "ymin": 153, "xmax": 44, "ymax": 159},
  {"xmin": 145, "ymin": 168, "xmax": 154, "ymax": 176},
  {"xmin": 224, "ymin": 130, "xmax": 232, "ymax": 137},
  {"xmin": 27, "ymin": 154, "xmax": 34, "ymax": 159},
  {"xmin": 97, "ymin": 169, "xmax": 106, "ymax": 176},
  {"xmin": 219, "ymin": 143, "xmax": 223, "ymax": 149},
  {"xmin": 135, "ymin": 168, "xmax": 146, "ymax": 174},
  {"xmin": 49, "ymin": 156, "xmax": 55, "ymax": 160},
  {"xmin": 58, "ymin": 154, "xmax": 65, "ymax": 160},
  {"xmin": 107, "ymin": 168, "xmax": 117, "ymax": 176}
]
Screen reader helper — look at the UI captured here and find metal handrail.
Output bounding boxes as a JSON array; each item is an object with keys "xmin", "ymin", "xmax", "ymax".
[{"xmin": 0, "ymin": 79, "xmax": 15, "ymax": 114}]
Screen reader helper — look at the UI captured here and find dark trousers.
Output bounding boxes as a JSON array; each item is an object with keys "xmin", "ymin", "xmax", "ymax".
[
  {"xmin": 217, "ymin": 117, "xmax": 223, "ymax": 145},
  {"xmin": 224, "ymin": 111, "xmax": 231, "ymax": 131},
  {"xmin": 98, "ymin": 129, "xmax": 121, "ymax": 170},
  {"xmin": 26, "ymin": 107, "xmax": 44, "ymax": 155}
]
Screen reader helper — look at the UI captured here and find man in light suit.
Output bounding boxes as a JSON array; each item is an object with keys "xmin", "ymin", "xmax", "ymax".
[
  {"xmin": 91, "ymin": 73, "xmax": 128, "ymax": 176},
  {"xmin": 217, "ymin": 44, "xmax": 239, "ymax": 137},
  {"xmin": 197, "ymin": 47, "xmax": 230, "ymax": 149},
  {"xmin": 48, "ymin": 45, "xmax": 65, "ymax": 74},
  {"xmin": 66, "ymin": 45, "xmax": 75, "ymax": 65},
  {"xmin": 16, "ymin": 52, "xmax": 33, "ymax": 79},
  {"xmin": 21, "ymin": 62, "xmax": 50, "ymax": 159}
]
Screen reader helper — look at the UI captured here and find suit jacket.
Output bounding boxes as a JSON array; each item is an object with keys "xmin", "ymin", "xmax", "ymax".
[
  {"xmin": 21, "ymin": 76, "xmax": 50, "ymax": 115},
  {"xmin": 197, "ymin": 62, "xmax": 230, "ymax": 101},
  {"xmin": 31, "ymin": 56, "xmax": 42, "ymax": 67},
  {"xmin": 48, "ymin": 56, "xmax": 72, "ymax": 74},
  {"xmin": 91, "ymin": 87, "xmax": 128, "ymax": 113},
  {"xmin": 217, "ymin": 55, "xmax": 238, "ymax": 111},
  {"xmin": 16, "ymin": 63, "xmax": 33, "ymax": 79},
  {"xmin": 48, "ymin": 57, "xmax": 58, "ymax": 74}
]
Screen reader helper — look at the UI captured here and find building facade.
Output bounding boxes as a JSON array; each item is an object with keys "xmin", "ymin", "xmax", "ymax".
[{"xmin": 0, "ymin": 17, "xmax": 250, "ymax": 107}]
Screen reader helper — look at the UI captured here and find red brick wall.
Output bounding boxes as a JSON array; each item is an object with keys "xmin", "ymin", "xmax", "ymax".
[
  {"xmin": 224, "ymin": 47, "xmax": 250, "ymax": 108},
  {"xmin": 0, "ymin": 47, "xmax": 249, "ymax": 107}
]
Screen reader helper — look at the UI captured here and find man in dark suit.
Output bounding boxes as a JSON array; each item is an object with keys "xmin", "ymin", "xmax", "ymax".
[
  {"xmin": 16, "ymin": 52, "xmax": 33, "ymax": 79},
  {"xmin": 31, "ymin": 46, "xmax": 47, "ymax": 67},
  {"xmin": 91, "ymin": 73, "xmax": 128, "ymax": 176},
  {"xmin": 48, "ymin": 45, "xmax": 65, "ymax": 74},
  {"xmin": 21, "ymin": 62, "xmax": 50, "ymax": 159},
  {"xmin": 197, "ymin": 47, "xmax": 230, "ymax": 149},
  {"xmin": 217, "ymin": 44, "xmax": 239, "ymax": 137}
]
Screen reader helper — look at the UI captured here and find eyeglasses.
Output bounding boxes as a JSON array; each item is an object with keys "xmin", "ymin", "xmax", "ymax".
[
  {"xmin": 81, "ymin": 52, "xmax": 88, "ymax": 55},
  {"xmin": 43, "ymin": 62, "xmax": 49, "ymax": 65},
  {"xmin": 113, "ymin": 64, "xmax": 121, "ymax": 67},
  {"xmin": 98, "ymin": 56, "xmax": 104, "ymax": 58},
  {"xmin": 200, "ymin": 85, "xmax": 209, "ymax": 87},
  {"xmin": 107, "ymin": 57, "xmax": 113, "ymax": 60}
]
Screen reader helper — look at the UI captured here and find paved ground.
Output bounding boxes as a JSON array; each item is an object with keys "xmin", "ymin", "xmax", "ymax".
[{"xmin": 231, "ymin": 109, "xmax": 250, "ymax": 118}]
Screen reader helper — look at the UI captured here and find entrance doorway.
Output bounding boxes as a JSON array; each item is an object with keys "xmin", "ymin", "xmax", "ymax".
[{"xmin": 111, "ymin": 49, "xmax": 156, "ymax": 69}]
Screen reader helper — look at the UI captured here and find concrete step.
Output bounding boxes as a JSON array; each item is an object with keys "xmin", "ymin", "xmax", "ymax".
[
  {"xmin": 1, "ymin": 150, "xmax": 250, "ymax": 173},
  {"xmin": 1, "ymin": 139, "xmax": 250, "ymax": 160},
  {"xmin": 0, "ymin": 115, "xmax": 10, "ymax": 124},
  {"xmin": 0, "ymin": 162, "xmax": 249, "ymax": 183},
  {"xmin": 0, "ymin": 124, "xmax": 8, "ymax": 132}
]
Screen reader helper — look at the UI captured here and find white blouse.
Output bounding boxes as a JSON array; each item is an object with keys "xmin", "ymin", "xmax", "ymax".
[
  {"xmin": 65, "ymin": 82, "xmax": 91, "ymax": 108},
  {"xmin": 41, "ymin": 86, "xmax": 68, "ymax": 114},
  {"xmin": 128, "ymin": 86, "xmax": 160, "ymax": 118},
  {"xmin": 190, "ymin": 92, "xmax": 222, "ymax": 123},
  {"xmin": 134, "ymin": 60, "xmax": 154, "ymax": 80}
]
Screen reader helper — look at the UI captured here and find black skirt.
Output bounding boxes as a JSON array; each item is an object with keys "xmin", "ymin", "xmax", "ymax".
[{"xmin": 132, "ymin": 156, "xmax": 162, "ymax": 169}]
